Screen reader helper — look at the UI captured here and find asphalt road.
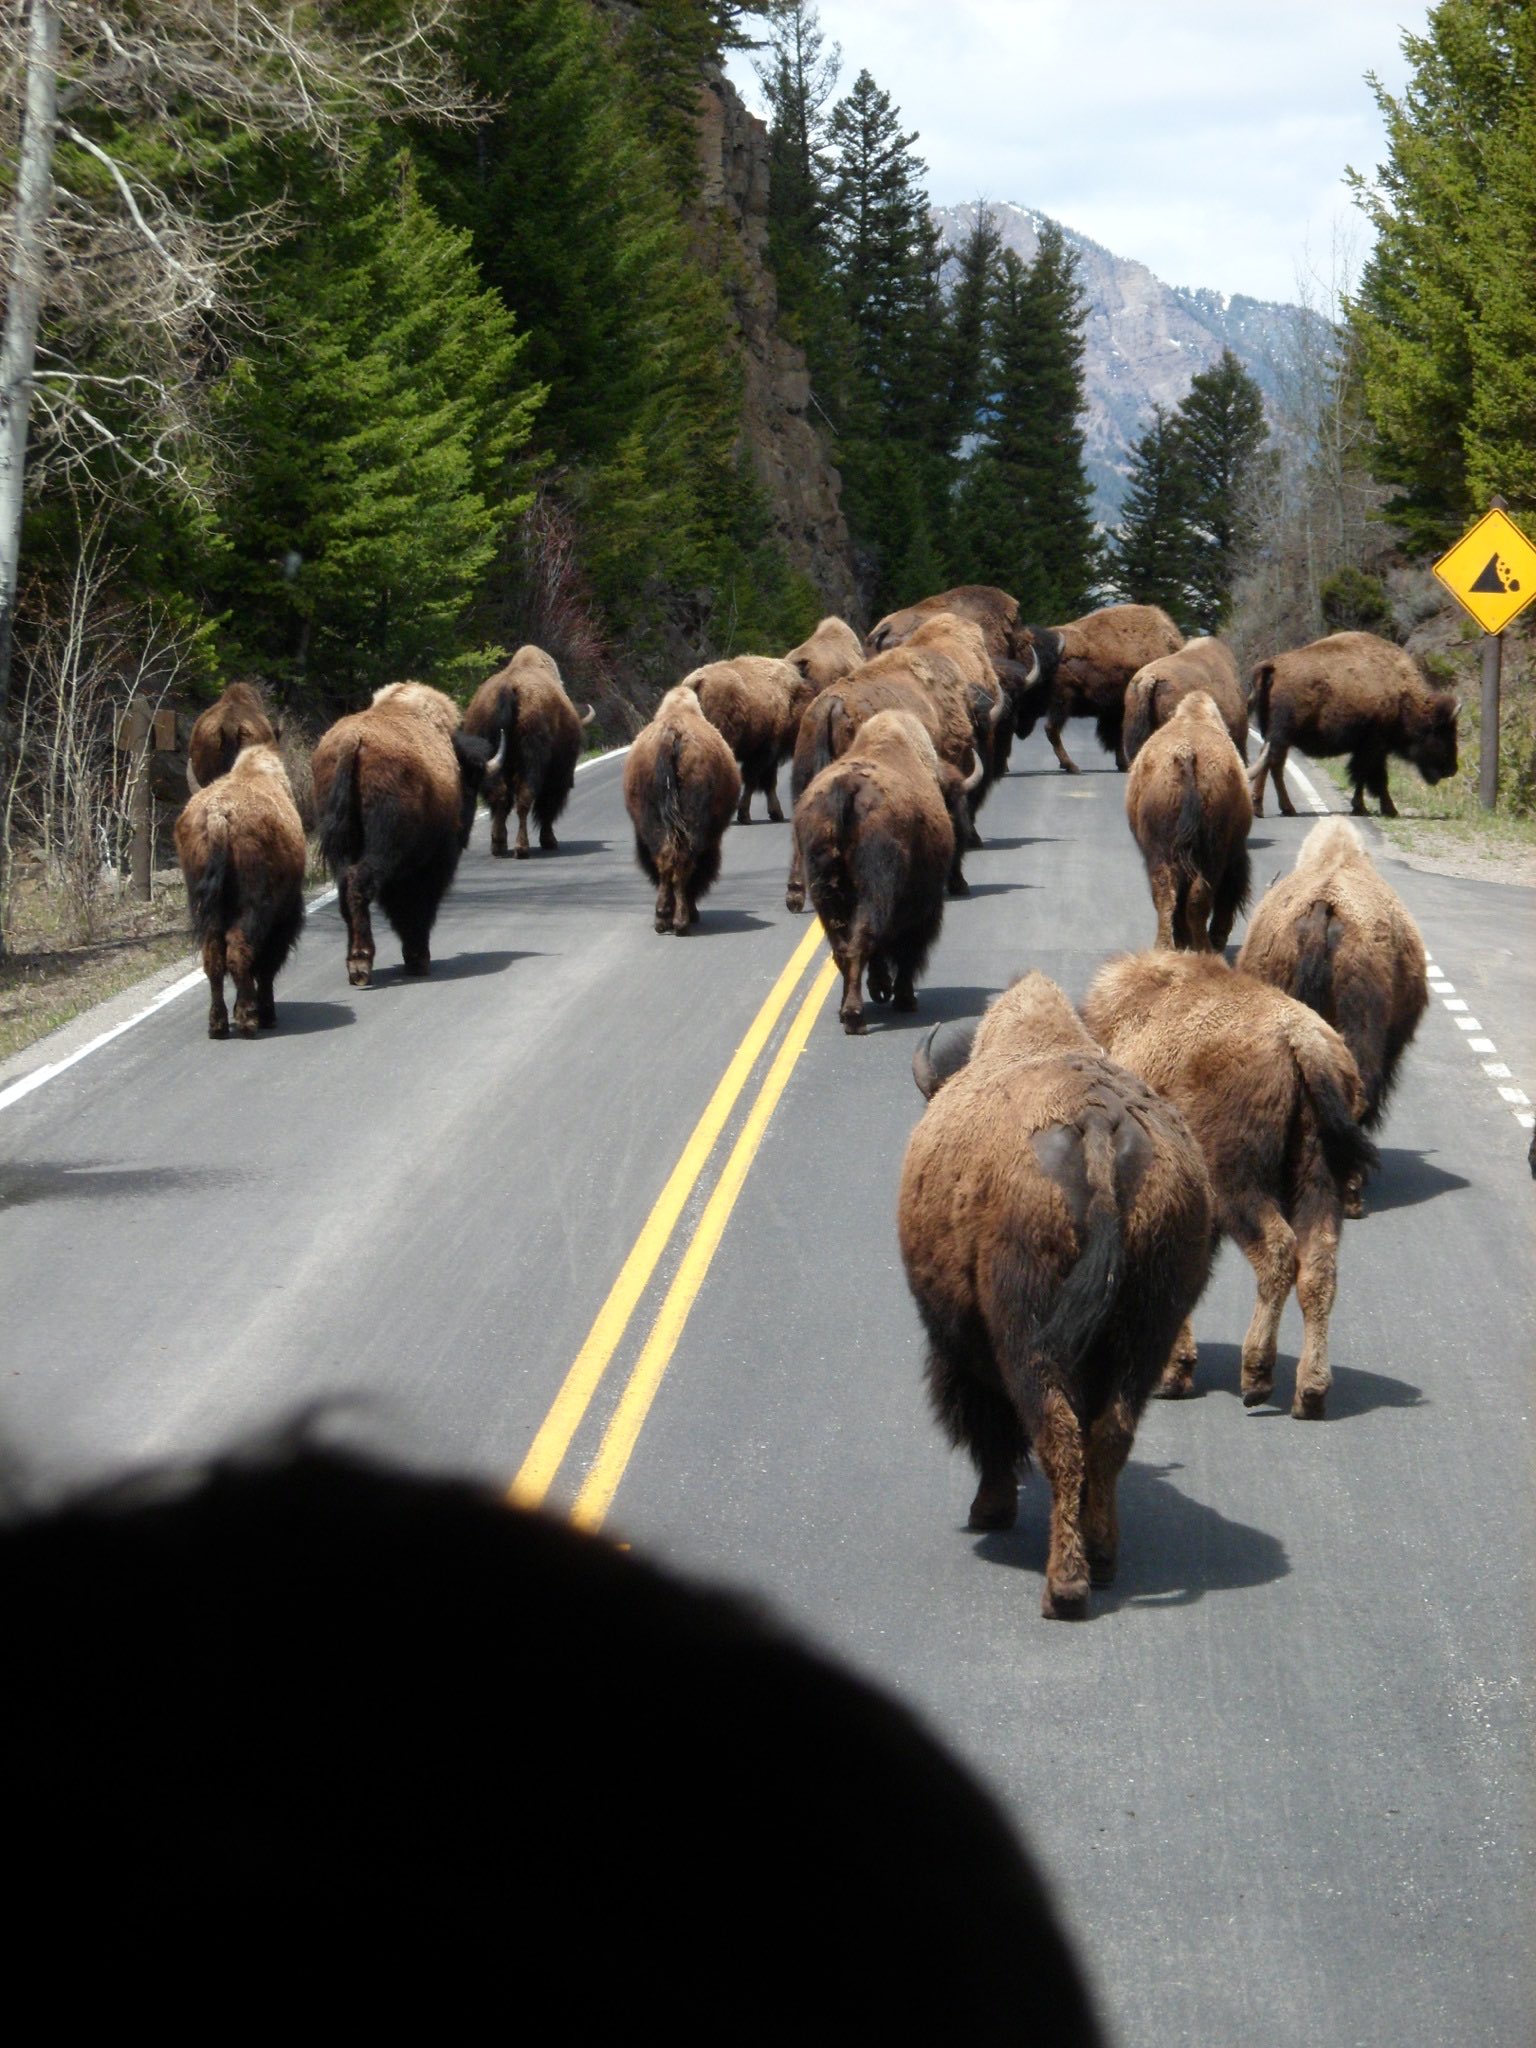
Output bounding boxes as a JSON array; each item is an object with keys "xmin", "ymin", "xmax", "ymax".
[{"xmin": 1, "ymin": 729, "xmax": 1532, "ymax": 2046}]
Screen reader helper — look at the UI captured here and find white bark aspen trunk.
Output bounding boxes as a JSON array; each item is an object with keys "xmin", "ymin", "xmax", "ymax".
[{"xmin": 0, "ymin": 0, "xmax": 60, "ymax": 716}]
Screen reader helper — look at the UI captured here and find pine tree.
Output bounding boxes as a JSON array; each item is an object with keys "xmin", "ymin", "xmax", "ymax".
[
  {"xmin": 936, "ymin": 204, "xmax": 1002, "ymax": 459},
  {"xmin": 1176, "ymin": 349, "xmax": 1269, "ymax": 631},
  {"xmin": 210, "ymin": 147, "xmax": 541, "ymax": 704},
  {"xmin": 1347, "ymin": 0, "xmax": 1536, "ymax": 542},
  {"xmin": 958, "ymin": 227, "xmax": 1099, "ymax": 621},
  {"xmin": 1105, "ymin": 406, "xmax": 1199, "ymax": 620}
]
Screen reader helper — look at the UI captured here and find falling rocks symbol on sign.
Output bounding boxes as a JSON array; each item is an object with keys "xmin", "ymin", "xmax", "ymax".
[{"xmin": 1470, "ymin": 554, "xmax": 1520, "ymax": 594}]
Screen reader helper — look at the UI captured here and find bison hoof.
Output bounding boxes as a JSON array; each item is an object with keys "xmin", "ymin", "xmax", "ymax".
[
  {"xmin": 967, "ymin": 1493, "xmax": 1017, "ymax": 1533},
  {"xmin": 654, "ymin": 917, "xmax": 670, "ymax": 935},
  {"xmin": 1242, "ymin": 1382, "xmax": 1275, "ymax": 1409},
  {"xmin": 893, "ymin": 987, "xmax": 917, "ymax": 1013},
  {"xmin": 948, "ymin": 875, "xmax": 970, "ymax": 897},
  {"xmin": 539, "ymin": 829, "xmax": 558, "ymax": 850},
  {"xmin": 1088, "ymin": 1551, "xmax": 1117, "ymax": 1587},
  {"xmin": 1292, "ymin": 1387, "xmax": 1328, "ymax": 1421},
  {"xmin": 491, "ymin": 844, "xmax": 511, "ymax": 858},
  {"xmin": 208, "ymin": 1018, "xmax": 229, "ymax": 1040},
  {"xmin": 513, "ymin": 844, "xmax": 530, "ymax": 860},
  {"xmin": 235, "ymin": 1014, "xmax": 259, "ymax": 1040},
  {"xmin": 1343, "ymin": 1191, "xmax": 1365, "ymax": 1221},
  {"xmin": 1042, "ymin": 1579, "xmax": 1090, "ymax": 1620},
  {"xmin": 1155, "ymin": 1370, "xmax": 1196, "ymax": 1399},
  {"xmin": 1059, "ymin": 760, "xmax": 1081, "ymax": 776},
  {"xmin": 785, "ymin": 890, "xmax": 805, "ymax": 914},
  {"xmin": 347, "ymin": 963, "xmax": 373, "ymax": 989},
  {"xmin": 840, "ymin": 1010, "xmax": 866, "ymax": 1036},
  {"xmin": 403, "ymin": 955, "xmax": 430, "ymax": 978}
]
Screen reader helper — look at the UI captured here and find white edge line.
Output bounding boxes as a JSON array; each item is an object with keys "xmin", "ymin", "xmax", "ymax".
[{"xmin": 0, "ymin": 755, "xmax": 632, "ymax": 1118}]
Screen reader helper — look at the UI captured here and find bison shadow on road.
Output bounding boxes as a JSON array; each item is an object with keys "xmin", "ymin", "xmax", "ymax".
[
  {"xmin": 696, "ymin": 909, "xmax": 775, "ymax": 935},
  {"xmin": 1187, "ymin": 1339, "xmax": 1425, "ymax": 1419},
  {"xmin": 366, "ymin": 949, "xmax": 533, "ymax": 986},
  {"xmin": 863, "ymin": 985, "xmax": 999, "ymax": 1034},
  {"xmin": 1359, "ymin": 1146, "xmax": 1470, "ymax": 1214},
  {"xmin": 263, "ymin": 1001, "xmax": 355, "ymax": 1036},
  {"xmin": 968, "ymin": 834, "xmax": 1059, "ymax": 854},
  {"xmin": 974, "ymin": 1456, "xmax": 1289, "ymax": 1609},
  {"xmin": 0, "ymin": 1159, "xmax": 249, "ymax": 1211}
]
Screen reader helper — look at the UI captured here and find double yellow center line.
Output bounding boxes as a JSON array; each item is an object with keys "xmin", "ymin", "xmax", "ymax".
[{"xmin": 509, "ymin": 921, "xmax": 838, "ymax": 1530}]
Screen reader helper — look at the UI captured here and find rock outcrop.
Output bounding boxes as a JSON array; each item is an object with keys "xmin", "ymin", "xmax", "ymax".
[{"xmin": 695, "ymin": 72, "xmax": 859, "ymax": 621}]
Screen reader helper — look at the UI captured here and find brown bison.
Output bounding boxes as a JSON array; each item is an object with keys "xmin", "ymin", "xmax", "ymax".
[
  {"xmin": 1027, "ymin": 604, "xmax": 1185, "ymax": 773},
  {"xmin": 903, "ymin": 612, "xmax": 1008, "ymax": 806},
  {"xmin": 1237, "ymin": 818, "xmax": 1428, "ymax": 1214},
  {"xmin": 1083, "ymin": 951, "xmax": 1377, "ymax": 1417},
  {"xmin": 795, "ymin": 710, "xmax": 956, "ymax": 1034},
  {"xmin": 312, "ymin": 682, "xmax": 505, "ymax": 987},
  {"xmin": 784, "ymin": 645, "xmax": 981, "ymax": 913},
  {"xmin": 1248, "ymin": 631, "xmax": 1460, "ymax": 818},
  {"xmin": 865, "ymin": 585, "xmax": 1049, "ymax": 776},
  {"xmin": 463, "ymin": 645, "xmax": 594, "ymax": 858},
  {"xmin": 783, "ymin": 615, "xmax": 865, "ymax": 694},
  {"xmin": 187, "ymin": 681, "xmax": 278, "ymax": 791},
  {"xmin": 175, "ymin": 744, "xmax": 306, "ymax": 1039},
  {"xmin": 1124, "ymin": 691, "xmax": 1253, "ymax": 951},
  {"xmin": 623, "ymin": 685, "xmax": 741, "ymax": 934},
  {"xmin": 689, "ymin": 655, "xmax": 814, "ymax": 824},
  {"xmin": 899, "ymin": 973, "xmax": 1213, "ymax": 1617},
  {"xmin": 1123, "ymin": 637, "xmax": 1248, "ymax": 761}
]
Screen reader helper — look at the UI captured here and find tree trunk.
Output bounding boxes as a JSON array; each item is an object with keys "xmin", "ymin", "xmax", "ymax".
[{"xmin": 0, "ymin": 0, "xmax": 59, "ymax": 721}]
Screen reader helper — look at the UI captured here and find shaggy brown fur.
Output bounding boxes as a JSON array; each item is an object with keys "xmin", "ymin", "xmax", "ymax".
[
  {"xmin": 1238, "ymin": 818, "xmax": 1428, "ymax": 1214},
  {"xmin": 1124, "ymin": 691, "xmax": 1253, "ymax": 951},
  {"xmin": 795, "ymin": 710, "xmax": 956, "ymax": 1034},
  {"xmin": 312, "ymin": 681, "xmax": 501, "ymax": 987},
  {"xmin": 1027, "ymin": 604, "xmax": 1184, "ymax": 773},
  {"xmin": 464, "ymin": 644, "xmax": 593, "ymax": 858},
  {"xmin": 784, "ymin": 644, "xmax": 979, "ymax": 912},
  {"xmin": 899, "ymin": 973, "xmax": 1213, "ymax": 1617},
  {"xmin": 1123, "ymin": 638, "xmax": 1247, "ymax": 761},
  {"xmin": 865, "ymin": 585, "xmax": 1047, "ymax": 778},
  {"xmin": 175, "ymin": 744, "xmax": 306, "ymax": 1038},
  {"xmin": 187, "ymin": 681, "xmax": 278, "ymax": 791},
  {"xmin": 783, "ymin": 615, "xmax": 865, "ymax": 694},
  {"xmin": 623, "ymin": 685, "xmax": 741, "ymax": 934},
  {"xmin": 1248, "ymin": 631, "xmax": 1460, "ymax": 818},
  {"xmin": 690, "ymin": 655, "xmax": 814, "ymax": 823},
  {"xmin": 903, "ymin": 612, "xmax": 1007, "ymax": 803},
  {"xmin": 1083, "ymin": 951, "xmax": 1377, "ymax": 1418}
]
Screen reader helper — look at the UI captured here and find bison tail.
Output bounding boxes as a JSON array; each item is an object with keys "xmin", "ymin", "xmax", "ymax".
[
  {"xmin": 656, "ymin": 732, "xmax": 690, "ymax": 855},
  {"xmin": 317, "ymin": 737, "xmax": 363, "ymax": 878},
  {"xmin": 1292, "ymin": 900, "xmax": 1340, "ymax": 1017},
  {"xmin": 188, "ymin": 808, "xmax": 232, "ymax": 943},
  {"xmin": 1251, "ymin": 661, "xmax": 1277, "ymax": 738},
  {"xmin": 1172, "ymin": 749, "xmax": 1205, "ymax": 868},
  {"xmin": 1292, "ymin": 1027, "xmax": 1381, "ymax": 1194}
]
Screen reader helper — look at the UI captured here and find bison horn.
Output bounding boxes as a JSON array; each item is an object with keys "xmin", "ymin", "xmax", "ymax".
[
  {"xmin": 961, "ymin": 749, "xmax": 986, "ymax": 794},
  {"xmin": 186, "ymin": 759, "xmax": 202, "ymax": 794},
  {"xmin": 485, "ymin": 729, "xmax": 507, "ymax": 778},
  {"xmin": 1450, "ymin": 696, "xmax": 1463, "ymax": 717},
  {"xmin": 580, "ymin": 704, "xmax": 596, "ymax": 727}
]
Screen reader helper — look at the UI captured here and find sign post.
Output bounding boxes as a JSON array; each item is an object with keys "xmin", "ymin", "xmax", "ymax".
[
  {"xmin": 1432, "ymin": 499, "xmax": 1536, "ymax": 811},
  {"xmin": 114, "ymin": 693, "xmax": 153, "ymax": 900}
]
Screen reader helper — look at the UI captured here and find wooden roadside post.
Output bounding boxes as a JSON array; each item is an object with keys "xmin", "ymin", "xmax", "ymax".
[
  {"xmin": 1432, "ymin": 497, "xmax": 1536, "ymax": 813},
  {"xmin": 114, "ymin": 694, "xmax": 153, "ymax": 900}
]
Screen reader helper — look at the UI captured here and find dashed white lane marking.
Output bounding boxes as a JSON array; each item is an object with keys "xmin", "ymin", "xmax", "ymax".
[
  {"xmin": 1423, "ymin": 957, "xmax": 1534, "ymax": 1134},
  {"xmin": 0, "ymin": 743, "xmax": 637, "ymax": 1118}
]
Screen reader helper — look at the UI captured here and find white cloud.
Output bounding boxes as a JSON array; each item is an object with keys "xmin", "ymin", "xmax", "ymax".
[{"xmin": 729, "ymin": 0, "xmax": 1428, "ymax": 304}]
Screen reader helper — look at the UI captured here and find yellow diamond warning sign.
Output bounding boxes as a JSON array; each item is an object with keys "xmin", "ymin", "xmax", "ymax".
[{"xmin": 1432, "ymin": 507, "xmax": 1536, "ymax": 635}]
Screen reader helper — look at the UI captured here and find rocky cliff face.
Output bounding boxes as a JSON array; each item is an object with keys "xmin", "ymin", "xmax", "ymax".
[
  {"xmin": 934, "ymin": 201, "xmax": 1324, "ymax": 526},
  {"xmin": 694, "ymin": 71, "xmax": 859, "ymax": 619}
]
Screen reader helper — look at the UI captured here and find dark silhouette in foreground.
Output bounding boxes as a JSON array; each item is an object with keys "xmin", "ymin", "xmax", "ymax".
[{"xmin": 0, "ymin": 1449, "xmax": 1102, "ymax": 2037}]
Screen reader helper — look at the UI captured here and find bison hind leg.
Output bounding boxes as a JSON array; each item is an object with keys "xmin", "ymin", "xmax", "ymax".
[
  {"xmin": 201, "ymin": 934, "xmax": 229, "ymax": 1039},
  {"xmin": 923, "ymin": 1335, "xmax": 1025, "ymax": 1532}
]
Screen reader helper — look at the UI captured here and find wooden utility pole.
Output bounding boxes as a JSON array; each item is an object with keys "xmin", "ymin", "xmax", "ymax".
[
  {"xmin": 116, "ymin": 695, "xmax": 153, "ymax": 900},
  {"xmin": 1479, "ymin": 496, "xmax": 1508, "ymax": 812}
]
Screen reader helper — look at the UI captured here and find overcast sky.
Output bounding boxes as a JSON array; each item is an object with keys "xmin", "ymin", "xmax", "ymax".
[{"xmin": 727, "ymin": 1, "xmax": 1431, "ymax": 307}]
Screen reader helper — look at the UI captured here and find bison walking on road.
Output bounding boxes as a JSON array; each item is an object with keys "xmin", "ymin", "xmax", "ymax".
[
  {"xmin": 623, "ymin": 685, "xmax": 741, "ymax": 934},
  {"xmin": 312, "ymin": 682, "xmax": 504, "ymax": 987},
  {"xmin": 1248, "ymin": 631, "xmax": 1459, "ymax": 818},
  {"xmin": 1125, "ymin": 691, "xmax": 1252, "ymax": 951},
  {"xmin": 795, "ymin": 709, "xmax": 956, "ymax": 1034},
  {"xmin": 899, "ymin": 973, "xmax": 1213, "ymax": 1617},
  {"xmin": 1083, "ymin": 951, "xmax": 1377, "ymax": 1418},
  {"xmin": 690, "ymin": 655, "xmax": 814, "ymax": 824},
  {"xmin": 1028, "ymin": 604, "xmax": 1184, "ymax": 773},
  {"xmin": 187, "ymin": 681, "xmax": 278, "ymax": 791},
  {"xmin": 1237, "ymin": 818, "xmax": 1428, "ymax": 1213},
  {"xmin": 865, "ymin": 585, "xmax": 1049, "ymax": 777},
  {"xmin": 782, "ymin": 615, "xmax": 864, "ymax": 694},
  {"xmin": 175, "ymin": 744, "xmax": 306, "ymax": 1038},
  {"xmin": 464, "ymin": 645, "xmax": 594, "ymax": 858},
  {"xmin": 1123, "ymin": 638, "xmax": 1248, "ymax": 762}
]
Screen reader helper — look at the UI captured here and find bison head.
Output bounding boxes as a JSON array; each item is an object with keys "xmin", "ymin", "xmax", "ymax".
[{"xmin": 1407, "ymin": 691, "xmax": 1460, "ymax": 786}]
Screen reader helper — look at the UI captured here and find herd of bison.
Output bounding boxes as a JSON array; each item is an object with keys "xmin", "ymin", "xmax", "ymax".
[{"xmin": 173, "ymin": 582, "xmax": 1462, "ymax": 1619}]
